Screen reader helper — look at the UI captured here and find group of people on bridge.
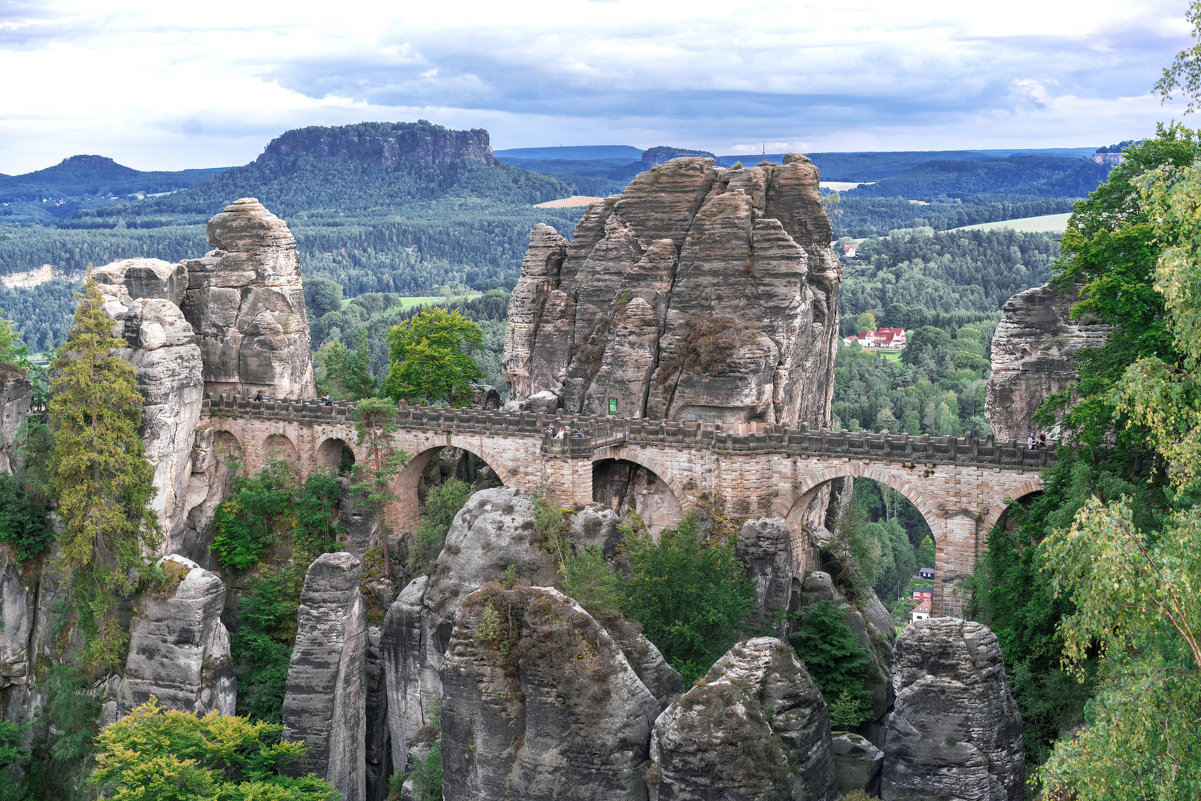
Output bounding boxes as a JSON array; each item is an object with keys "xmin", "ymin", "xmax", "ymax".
[{"xmin": 1026, "ymin": 431, "xmax": 1050, "ymax": 450}]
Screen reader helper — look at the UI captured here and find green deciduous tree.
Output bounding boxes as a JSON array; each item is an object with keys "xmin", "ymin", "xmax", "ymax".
[
  {"xmin": 619, "ymin": 515, "xmax": 756, "ymax": 683},
  {"xmin": 854, "ymin": 311, "xmax": 876, "ymax": 333},
  {"xmin": 48, "ymin": 277, "xmax": 159, "ymax": 671},
  {"xmin": 385, "ymin": 307, "xmax": 483, "ymax": 407},
  {"xmin": 88, "ymin": 699, "xmax": 337, "ymax": 801},
  {"xmin": 315, "ymin": 332, "xmax": 377, "ymax": 401},
  {"xmin": 410, "ymin": 477, "xmax": 470, "ymax": 575}
]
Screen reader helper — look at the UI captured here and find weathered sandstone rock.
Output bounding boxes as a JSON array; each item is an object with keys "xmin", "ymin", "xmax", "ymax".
[
  {"xmin": 832, "ymin": 732, "xmax": 883, "ymax": 796},
  {"xmin": 504, "ymin": 155, "xmax": 841, "ymax": 427},
  {"xmin": 0, "ymin": 554, "xmax": 35, "ymax": 719},
  {"xmin": 264, "ymin": 123, "xmax": 497, "ymax": 167},
  {"xmin": 95, "ymin": 263, "xmax": 206, "ymax": 551},
  {"xmin": 986, "ymin": 282, "xmax": 1108, "ymax": 442},
  {"xmin": 282, "ymin": 552, "xmax": 367, "ymax": 801},
  {"xmin": 649, "ymin": 637, "xmax": 836, "ymax": 801},
  {"xmin": 180, "ymin": 198, "xmax": 317, "ymax": 400},
  {"xmin": 882, "ymin": 618, "xmax": 1024, "ymax": 801},
  {"xmin": 119, "ymin": 555, "xmax": 235, "ymax": 717},
  {"xmin": 0, "ymin": 366, "xmax": 32, "ymax": 475},
  {"xmin": 736, "ymin": 517, "xmax": 794, "ymax": 638},
  {"xmin": 441, "ymin": 584, "xmax": 662, "ymax": 801}
]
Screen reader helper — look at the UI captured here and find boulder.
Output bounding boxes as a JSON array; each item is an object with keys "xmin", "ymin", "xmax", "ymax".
[
  {"xmin": 649, "ymin": 637, "xmax": 836, "ymax": 801},
  {"xmin": 736, "ymin": 517, "xmax": 794, "ymax": 638},
  {"xmin": 504, "ymin": 155, "xmax": 841, "ymax": 428},
  {"xmin": 882, "ymin": 618, "xmax": 1024, "ymax": 801},
  {"xmin": 282, "ymin": 552, "xmax": 367, "ymax": 801},
  {"xmin": 440, "ymin": 584, "xmax": 662, "ymax": 801},
  {"xmin": 832, "ymin": 732, "xmax": 883, "ymax": 796},
  {"xmin": 986, "ymin": 282, "xmax": 1108, "ymax": 442},
  {"xmin": 119, "ymin": 555, "xmax": 235, "ymax": 717},
  {"xmin": 180, "ymin": 198, "xmax": 317, "ymax": 400}
]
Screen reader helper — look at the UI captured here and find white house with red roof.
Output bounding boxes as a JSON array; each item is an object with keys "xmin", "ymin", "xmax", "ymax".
[
  {"xmin": 843, "ymin": 327, "xmax": 907, "ymax": 350},
  {"xmin": 910, "ymin": 596, "xmax": 932, "ymax": 623}
]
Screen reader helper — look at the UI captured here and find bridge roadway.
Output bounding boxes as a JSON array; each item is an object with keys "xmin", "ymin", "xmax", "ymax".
[{"xmin": 201, "ymin": 394, "xmax": 1053, "ymax": 615}]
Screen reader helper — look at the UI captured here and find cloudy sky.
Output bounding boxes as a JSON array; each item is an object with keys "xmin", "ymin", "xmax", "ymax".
[{"xmin": 0, "ymin": 0, "xmax": 1196, "ymax": 174}]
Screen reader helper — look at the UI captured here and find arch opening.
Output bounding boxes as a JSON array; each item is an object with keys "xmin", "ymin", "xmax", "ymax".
[
  {"xmin": 317, "ymin": 437, "xmax": 355, "ymax": 475},
  {"xmin": 591, "ymin": 458, "xmax": 683, "ymax": 535},
  {"xmin": 385, "ymin": 445, "xmax": 507, "ymax": 540},
  {"xmin": 262, "ymin": 433, "xmax": 299, "ymax": 473},
  {"xmin": 784, "ymin": 474, "xmax": 936, "ymax": 626}
]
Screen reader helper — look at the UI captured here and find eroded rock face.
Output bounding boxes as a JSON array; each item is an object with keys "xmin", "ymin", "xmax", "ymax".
[
  {"xmin": 119, "ymin": 555, "xmax": 235, "ymax": 717},
  {"xmin": 0, "ymin": 367, "xmax": 32, "ymax": 475},
  {"xmin": 441, "ymin": 584, "xmax": 662, "ymax": 801},
  {"xmin": 181, "ymin": 198, "xmax": 317, "ymax": 400},
  {"xmin": 882, "ymin": 618, "xmax": 1024, "ymax": 801},
  {"xmin": 282, "ymin": 552, "xmax": 367, "ymax": 801},
  {"xmin": 649, "ymin": 637, "xmax": 836, "ymax": 801},
  {"xmin": 94, "ymin": 262, "xmax": 206, "ymax": 551},
  {"xmin": 833, "ymin": 733, "xmax": 883, "ymax": 797},
  {"xmin": 0, "ymin": 555, "xmax": 35, "ymax": 718},
  {"xmin": 986, "ymin": 282, "xmax": 1108, "ymax": 442},
  {"xmin": 736, "ymin": 517, "xmax": 794, "ymax": 638},
  {"xmin": 504, "ymin": 155, "xmax": 841, "ymax": 427}
]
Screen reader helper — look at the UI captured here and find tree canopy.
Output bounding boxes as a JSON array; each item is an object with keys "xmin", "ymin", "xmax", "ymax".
[{"xmin": 385, "ymin": 307, "xmax": 484, "ymax": 406}]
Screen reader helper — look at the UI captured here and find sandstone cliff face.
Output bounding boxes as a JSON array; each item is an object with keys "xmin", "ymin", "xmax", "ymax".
[
  {"xmin": 986, "ymin": 282, "xmax": 1108, "ymax": 442},
  {"xmin": 441, "ymin": 584, "xmax": 662, "ymax": 801},
  {"xmin": 181, "ymin": 198, "xmax": 317, "ymax": 400},
  {"xmin": 94, "ymin": 259, "xmax": 205, "ymax": 551},
  {"xmin": 882, "ymin": 618, "xmax": 1024, "ymax": 801},
  {"xmin": 736, "ymin": 517, "xmax": 794, "ymax": 639},
  {"xmin": 504, "ymin": 155, "xmax": 841, "ymax": 427},
  {"xmin": 282, "ymin": 552, "xmax": 368, "ymax": 801},
  {"xmin": 119, "ymin": 555, "xmax": 235, "ymax": 717},
  {"xmin": 0, "ymin": 367, "xmax": 32, "ymax": 475},
  {"xmin": 649, "ymin": 637, "xmax": 836, "ymax": 801}
]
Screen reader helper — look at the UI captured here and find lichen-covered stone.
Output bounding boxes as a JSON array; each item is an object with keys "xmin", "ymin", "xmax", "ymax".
[
  {"xmin": 119, "ymin": 555, "xmax": 235, "ymax": 717},
  {"xmin": 504, "ymin": 156, "xmax": 841, "ymax": 427},
  {"xmin": 0, "ymin": 366, "xmax": 31, "ymax": 475},
  {"xmin": 440, "ymin": 585, "xmax": 661, "ymax": 801},
  {"xmin": 736, "ymin": 517, "xmax": 794, "ymax": 638},
  {"xmin": 832, "ymin": 732, "xmax": 883, "ymax": 796},
  {"xmin": 180, "ymin": 198, "xmax": 317, "ymax": 400},
  {"xmin": 986, "ymin": 282, "xmax": 1108, "ymax": 442},
  {"xmin": 282, "ymin": 552, "xmax": 367, "ymax": 801},
  {"xmin": 882, "ymin": 618, "xmax": 1024, "ymax": 801},
  {"xmin": 649, "ymin": 637, "xmax": 836, "ymax": 801},
  {"xmin": 0, "ymin": 555, "xmax": 35, "ymax": 718}
]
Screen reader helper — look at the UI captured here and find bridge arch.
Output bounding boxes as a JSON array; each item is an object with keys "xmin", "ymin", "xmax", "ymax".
[
  {"xmin": 591, "ymin": 453, "xmax": 685, "ymax": 534},
  {"xmin": 317, "ymin": 437, "xmax": 355, "ymax": 474},
  {"xmin": 978, "ymin": 477, "xmax": 1044, "ymax": 536},
  {"xmin": 384, "ymin": 438, "xmax": 516, "ymax": 536},
  {"xmin": 262, "ymin": 433, "xmax": 300, "ymax": 473}
]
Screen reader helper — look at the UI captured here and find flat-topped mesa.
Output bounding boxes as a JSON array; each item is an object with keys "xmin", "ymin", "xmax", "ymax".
[
  {"xmin": 262, "ymin": 121, "xmax": 496, "ymax": 168},
  {"xmin": 181, "ymin": 198, "xmax": 317, "ymax": 400},
  {"xmin": 503, "ymin": 154, "xmax": 841, "ymax": 427}
]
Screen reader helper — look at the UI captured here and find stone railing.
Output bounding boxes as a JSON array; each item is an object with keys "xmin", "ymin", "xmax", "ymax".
[{"xmin": 202, "ymin": 395, "xmax": 1056, "ymax": 469}]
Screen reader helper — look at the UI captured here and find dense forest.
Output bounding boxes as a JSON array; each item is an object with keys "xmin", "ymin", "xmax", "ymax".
[{"xmin": 844, "ymin": 155, "xmax": 1109, "ymax": 201}]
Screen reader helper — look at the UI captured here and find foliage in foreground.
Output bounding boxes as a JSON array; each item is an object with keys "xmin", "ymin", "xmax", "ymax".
[
  {"xmin": 789, "ymin": 600, "xmax": 873, "ymax": 730},
  {"xmin": 619, "ymin": 515, "xmax": 757, "ymax": 684},
  {"xmin": 410, "ymin": 478, "xmax": 471, "ymax": 575},
  {"xmin": 89, "ymin": 699, "xmax": 337, "ymax": 800}
]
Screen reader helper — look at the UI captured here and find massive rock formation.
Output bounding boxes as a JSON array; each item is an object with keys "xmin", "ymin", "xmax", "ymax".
[
  {"xmin": 0, "ymin": 554, "xmax": 36, "ymax": 719},
  {"xmin": 735, "ymin": 517, "xmax": 794, "ymax": 639},
  {"xmin": 118, "ymin": 555, "xmax": 235, "ymax": 717},
  {"xmin": 441, "ymin": 584, "xmax": 662, "ymax": 801},
  {"xmin": 263, "ymin": 121, "xmax": 497, "ymax": 167},
  {"xmin": 882, "ymin": 618, "xmax": 1024, "ymax": 801},
  {"xmin": 94, "ymin": 259, "xmax": 205, "ymax": 550},
  {"xmin": 649, "ymin": 637, "xmax": 836, "ymax": 801},
  {"xmin": 503, "ymin": 155, "xmax": 841, "ymax": 427},
  {"xmin": 181, "ymin": 198, "xmax": 317, "ymax": 400},
  {"xmin": 986, "ymin": 282, "xmax": 1108, "ymax": 442},
  {"xmin": 382, "ymin": 488, "xmax": 680, "ymax": 771},
  {"xmin": 282, "ymin": 552, "xmax": 368, "ymax": 801},
  {"xmin": 0, "ymin": 366, "xmax": 31, "ymax": 475}
]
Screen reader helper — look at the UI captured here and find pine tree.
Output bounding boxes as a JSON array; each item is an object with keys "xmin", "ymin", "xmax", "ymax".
[{"xmin": 49, "ymin": 277, "xmax": 159, "ymax": 671}]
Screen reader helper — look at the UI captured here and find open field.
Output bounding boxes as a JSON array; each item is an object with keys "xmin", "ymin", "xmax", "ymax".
[
  {"xmin": 953, "ymin": 212, "xmax": 1072, "ymax": 234},
  {"xmin": 342, "ymin": 293, "xmax": 482, "ymax": 311}
]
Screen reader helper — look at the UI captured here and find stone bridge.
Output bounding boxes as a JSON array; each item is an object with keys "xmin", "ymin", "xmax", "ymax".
[{"xmin": 201, "ymin": 395, "xmax": 1054, "ymax": 615}]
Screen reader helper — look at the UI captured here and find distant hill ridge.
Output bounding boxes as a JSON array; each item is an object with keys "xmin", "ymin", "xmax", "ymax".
[{"xmin": 262, "ymin": 120, "xmax": 496, "ymax": 167}]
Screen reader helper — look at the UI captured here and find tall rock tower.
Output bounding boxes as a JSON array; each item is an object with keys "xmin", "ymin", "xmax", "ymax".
[
  {"xmin": 181, "ymin": 198, "xmax": 317, "ymax": 399},
  {"xmin": 503, "ymin": 155, "xmax": 841, "ymax": 427}
]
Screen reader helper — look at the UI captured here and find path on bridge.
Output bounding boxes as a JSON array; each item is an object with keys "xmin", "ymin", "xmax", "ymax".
[{"xmin": 202, "ymin": 395, "xmax": 1053, "ymax": 615}]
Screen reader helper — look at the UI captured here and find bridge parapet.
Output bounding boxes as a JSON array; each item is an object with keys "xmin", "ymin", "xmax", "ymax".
[{"xmin": 202, "ymin": 395, "xmax": 1056, "ymax": 469}]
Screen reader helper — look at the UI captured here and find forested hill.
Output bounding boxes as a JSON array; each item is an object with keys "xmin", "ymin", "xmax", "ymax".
[
  {"xmin": 844, "ymin": 155, "xmax": 1109, "ymax": 201},
  {"xmin": 0, "ymin": 155, "xmax": 226, "ymax": 222}
]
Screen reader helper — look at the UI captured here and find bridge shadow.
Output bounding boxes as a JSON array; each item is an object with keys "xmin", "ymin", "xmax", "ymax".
[{"xmin": 592, "ymin": 458, "xmax": 683, "ymax": 534}]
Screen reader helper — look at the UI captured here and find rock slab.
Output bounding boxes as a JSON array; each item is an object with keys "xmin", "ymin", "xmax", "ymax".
[
  {"xmin": 282, "ymin": 552, "xmax": 367, "ymax": 801},
  {"xmin": 119, "ymin": 555, "xmax": 235, "ymax": 717},
  {"xmin": 649, "ymin": 637, "xmax": 836, "ymax": 801},
  {"xmin": 882, "ymin": 618, "xmax": 1024, "ymax": 801}
]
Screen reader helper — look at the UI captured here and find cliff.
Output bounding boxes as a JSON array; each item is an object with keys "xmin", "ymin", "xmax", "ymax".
[
  {"xmin": 262, "ymin": 121, "xmax": 496, "ymax": 167},
  {"xmin": 503, "ymin": 155, "xmax": 842, "ymax": 427},
  {"xmin": 985, "ymin": 282, "xmax": 1108, "ymax": 442}
]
